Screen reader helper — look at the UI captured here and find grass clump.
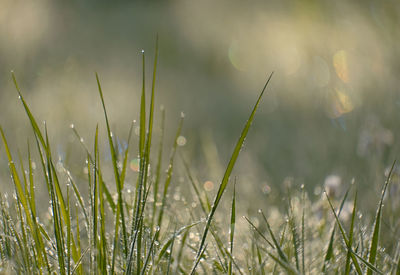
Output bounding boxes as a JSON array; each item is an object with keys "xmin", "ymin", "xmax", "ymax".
[{"xmin": 0, "ymin": 41, "xmax": 400, "ymax": 274}]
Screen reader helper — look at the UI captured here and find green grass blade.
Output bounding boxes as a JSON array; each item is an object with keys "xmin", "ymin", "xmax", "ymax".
[
  {"xmin": 322, "ymin": 185, "xmax": 351, "ymax": 272},
  {"xmin": 287, "ymin": 194, "xmax": 300, "ymax": 271},
  {"xmin": 256, "ymin": 242, "xmax": 265, "ymax": 275},
  {"xmin": 139, "ymin": 50, "xmax": 146, "ymax": 164},
  {"xmin": 11, "ymin": 72, "xmax": 46, "ymax": 147},
  {"xmin": 45, "ymin": 126, "xmax": 66, "ymax": 275},
  {"xmin": 344, "ymin": 189, "xmax": 357, "ymax": 275},
  {"xmin": 71, "ymin": 247, "xmax": 89, "ymax": 275},
  {"xmin": 265, "ymin": 250, "xmax": 299, "ymax": 275},
  {"xmin": 96, "ymin": 73, "xmax": 128, "ymax": 258},
  {"xmin": 181, "ymin": 153, "xmax": 210, "ymax": 214},
  {"xmin": 244, "ymin": 216, "xmax": 274, "ymax": 248},
  {"xmin": 71, "ymin": 125, "xmax": 116, "ymax": 212},
  {"xmin": 192, "ymin": 243, "xmax": 208, "ymax": 274},
  {"xmin": 191, "ymin": 73, "xmax": 273, "ymax": 274},
  {"xmin": 120, "ymin": 122, "xmax": 134, "ymax": 189},
  {"xmin": 12, "ymin": 73, "xmax": 77, "ymax": 259},
  {"xmin": 325, "ymin": 191, "xmax": 363, "ymax": 275},
  {"xmin": 367, "ymin": 160, "xmax": 396, "ymax": 275},
  {"xmin": 259, "ymin": 210, "xmax": 290, "ymax": 264},
  {"xmin": 301, "ymin": 186, "xmax": 305, "ymax": 275},
  {"xmin": 156, "ymin": 115, "xmax": 184, "ymax": 232},
  {"xmin": 166, "ymin": 225, "xmax": 177, "ymax": 275},
  {"xmin": 93, "ymin": 126, "xmax": 99, "ymax": 273},
  {"xmin": 155, "ymin": 221, "xmax": 200, "ymax": 268},
  {"xmin": 228, "ymin": 180, "xmax": 236, "ymax": 275},
  {"xmin": 141, "ymin": 227, "xmax": 160, "ymax": 275},
  {"xmin": 75, "ymin": 206, "xmax": 82, "ymax": 275},
  {"xmin": 0, "ymin": 127, "xmax": 33, "ymax": 229},
  {"xmin": 96, "ymin": 130, "xmax": 108, "ymax": 274},
  {"xmin": 151, "ymin": 107, "xmax": 165, "ymax": 232}
]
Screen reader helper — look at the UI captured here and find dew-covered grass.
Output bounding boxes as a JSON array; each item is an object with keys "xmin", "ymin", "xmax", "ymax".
[{"xmin": 0, "ymin": 42, "xmax": 400, "ymax": 274}]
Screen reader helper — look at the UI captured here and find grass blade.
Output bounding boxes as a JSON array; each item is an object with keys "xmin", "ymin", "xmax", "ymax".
[
  {"xmin": 156, "ymin": 115, "xmax": 184, "ymax": 232},
  {"xmin": 367, "ymin": 160, "xmax": 396, "ymax": 275},
  {"xmin": 325, "ymin": 190, "xmax": 363, "ymax": 275},
  {"xmin": 228, "ymin": 180, "xmax": 236, "ymax": 275},
  {"xmin": 151, "ymin": 107, "xmax": 165, "ymax": 232},
  {"xmin": 190, "ymin": 72, "xmax": 273, "ymax": 274},
  {"xmin": 322, "ymin": 185, "xmax": 351, "ymax": 272},
  {"xmin": 344, "ymin": 189, "xmax": 357, "ymax": 275},
  {"xmin": 287, "ymin": 194, "xmax": 300, "ymax": 271},
  {"xmin": 259, "ymin": 210, "xmax": 290, "ymax": 264},
  {"xmin": 96, "ymin": 73, "xmax": 128, "ymax": 259},
  {"xmin": 71, "ymin": 125, "xmax": 116, "ymax": 212}
]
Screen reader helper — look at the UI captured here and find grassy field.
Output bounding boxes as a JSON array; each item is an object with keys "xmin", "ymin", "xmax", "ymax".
[{"xmin": 0, "ymin": 41, "xmax": 399, "ymax": 274}]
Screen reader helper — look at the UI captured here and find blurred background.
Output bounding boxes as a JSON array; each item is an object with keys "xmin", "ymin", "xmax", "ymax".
[{"xmin": 1, "ymin": 0, "xmax": 400, "ymax": 211}]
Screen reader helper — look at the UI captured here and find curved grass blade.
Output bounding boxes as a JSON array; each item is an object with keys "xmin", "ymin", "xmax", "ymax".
[
  {"xmin": 367, "ymin": 160, "xmax": 396, "ymax": 275},
  {"xmin": 325, "ymin": 191, "xmax": 363, "ymax": 275},
  {"xmin": 190, "ymin": 72, "xmax": 273, "ymax": 275},
  {"xmin": 322, "ymin": 185, "xmax": 351, "ymax": 272},
  {"xmin": 12, "ymin": 73, "xmax": 79, "ymax": 262},
  {"xmin": 259, "ymin": 210, "xmax": 290, "ymax": 264}
]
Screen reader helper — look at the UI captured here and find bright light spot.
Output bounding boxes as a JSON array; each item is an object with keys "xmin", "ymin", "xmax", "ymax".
[
  {"xmin": 328, "ymin": 88, "xmax": 354, "ymax": 118},
  {"xmin": 130, "ymin": 159, "xmax": 140, "ymax": 172},
  {"xmin": 204, "ymin": 180, "xmax": 214, "ymax": 191},
  {"xmin": 177, "ymin": 136, "xmax": 187, "ymax": 146},
  {"xmin": 333, "ymin": 50, "xmax": 350, "ymax": 83}
]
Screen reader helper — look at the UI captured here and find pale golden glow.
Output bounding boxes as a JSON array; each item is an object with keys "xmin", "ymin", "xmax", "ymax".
[
  {"xmin": 333, "ymin": 50, "xmax": 350, "ymax": 83},
  {"xmin": 327, "ymin": 88, "xmax": 354, "ymax": 118}
]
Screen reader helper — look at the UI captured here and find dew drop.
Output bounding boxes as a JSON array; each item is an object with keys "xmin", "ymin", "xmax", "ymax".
[{"xmin": 177, "ymin": 136, "xmax": 187, "ymax": 146}]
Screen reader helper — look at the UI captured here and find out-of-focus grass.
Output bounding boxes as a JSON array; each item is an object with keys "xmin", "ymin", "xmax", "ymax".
[
  {"xmin": 0, "ymin": 44, "xmax": 400, "ymax": 274},
  {"xmin": 1, "ymin": 1, "xmax": 399, "ymax": 204}
]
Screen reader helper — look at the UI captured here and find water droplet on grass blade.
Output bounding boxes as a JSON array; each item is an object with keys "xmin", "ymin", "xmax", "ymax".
[{"xmin": 177, "ymin": 136, "xmax": 187, "ymax": 146}]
